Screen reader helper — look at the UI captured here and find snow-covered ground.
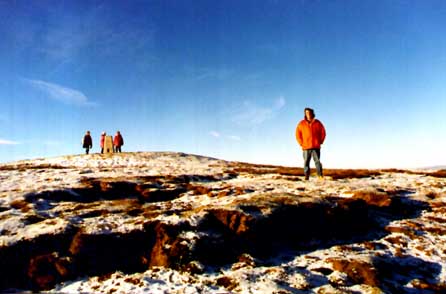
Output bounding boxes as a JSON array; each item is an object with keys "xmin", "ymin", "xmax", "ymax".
[{"xmin": 0, "ymin": 152, "xmax": 445, "ymax": 293}]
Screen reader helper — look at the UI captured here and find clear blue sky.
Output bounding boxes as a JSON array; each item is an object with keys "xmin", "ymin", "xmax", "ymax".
[{"xmin": 1, "ymin": 0, "xmax": 445, "ymax": 168}]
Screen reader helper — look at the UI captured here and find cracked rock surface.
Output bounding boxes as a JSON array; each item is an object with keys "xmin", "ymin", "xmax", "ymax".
[{"xmin": 0, "ymin": 152, "xmax": 445, "ymax": 293}]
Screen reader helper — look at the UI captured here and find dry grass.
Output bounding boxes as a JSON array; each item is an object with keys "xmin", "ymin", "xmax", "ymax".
[
  {"xmin": 231, "ymin": 162, "xmax": 446, "ymax": 180},
  {"xmin": 327, "ymin": 258, "xmax": 379, "ymax": 287},
  {"xmin": 411, "ymin": 280, "xmax": 446, "ymax": 292},
  {"xmin": 215, "ymin": 276, "xmax": 239, "ymax": 291},
  {"xmin": 383, "ymin": 235, "xmax": 408, "ymax": 247},
  {"xmin": 381, "ymin": 168, "xmax": 446, "ymax": 178},
  {"xmin": 10, "ymin": 199, "xmax": 32, "ymax": 212},
  {"xmin": 124, "ymin": 277, "xmax": 141, "ymax": 285},
  {"xmin": 0, "ymin": 163, "xmax": 70, "ymax": 171},
  {"xmin": 186, "ymin": 183, "xmax": 213, "ymax": 195},
  {"xmin": 352, "ymin": 190, "xmax": 391, "ymax": 207},
  {"xmin": 229, "ymin": 166, "xmax": 302, "ymax": 176},
  {"xmin": 362, "ymin": 241, "xmax": 388, "ymax": 250},
  {"xmin": 228, "ymin": 162, "xmax": 383, "ymax": 179},
  {"xmin": 430, "ymin": 203, "xmax": 446, "ymax": 210},
  {"xmin": 424, "ymin": 215, "xmax": 446, "ymax": 223},
  {"xmin": 421, "ymin": 226, "xmax": 446, "ymax": 235},
  {"xmin": 429, "ymin": 170, "xmax": 446, "ymax": 178},
  {"xmin": 385, "ymin": 225, "xmax": 420, "ymax": 238},
  {"xmin": 325, "ymin": 169, "xmax": 381, "ymax": 180},
  {"xmin": 425, "ymin": 191, "xmax": 439, "ymax": 199}
]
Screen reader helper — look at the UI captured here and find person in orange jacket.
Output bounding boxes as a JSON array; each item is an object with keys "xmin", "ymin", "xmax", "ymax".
[
  {"xmin": 296, "ymin": 107, "xmax": 326, "ymax": 180},
  {"xmin": 113, "ymin": 131, "xmax": 124, "ymax": 153}
]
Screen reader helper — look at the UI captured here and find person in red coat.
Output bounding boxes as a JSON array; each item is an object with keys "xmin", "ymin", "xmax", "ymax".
[
  {"xmin": 100, "ymin": 132, "xmax": 106, "ymax": 154},
  {"xmin": 296, "ymin": 108, "xmax": 326, "ymax": 180},
  {"xmin": 113, "ymin": 131, "xmax": 124, "ymax": 153}
]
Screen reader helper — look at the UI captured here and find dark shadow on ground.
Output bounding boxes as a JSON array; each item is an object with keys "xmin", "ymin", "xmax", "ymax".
[
  {"xmin": 194, "ymin": 194, "xmax": 430, "ymax": 265},
  {"xmin": 374, "ymin": 254, "xmax": 444, "ymax": 294},
  {"xmin": 1, "ymin": 177, "xmax": 434, "ymax": 292}
]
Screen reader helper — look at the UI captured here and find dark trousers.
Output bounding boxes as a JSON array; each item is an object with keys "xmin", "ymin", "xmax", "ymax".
[
  {"xmin": 114, "ymin": 146, "xmax": 121, "ymax": 153},
  {"xmin": 85, "ymin": 147, "xmax": 90, "ymax": 154},
  {"xmin": 303, "ymin": 148, "xmax": 322, "ymax": 177}
]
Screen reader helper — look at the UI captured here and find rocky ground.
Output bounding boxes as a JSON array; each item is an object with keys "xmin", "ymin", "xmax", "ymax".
[{"xmin": 0, "ymin": 152, "xmax": 445, "ymax": 293}]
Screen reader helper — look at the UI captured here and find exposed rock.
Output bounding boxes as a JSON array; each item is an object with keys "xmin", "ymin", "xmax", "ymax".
[
  {"xmin": 27, "ymin": 253, "xmax": 74, "ymax": 290},
  {"xmin": 69, "ymin": 227, "xmax": 153, "ymax": 275},
  {"xmin": 145, "ymin": 221, "xmax": 192, "ymax": 268},
  {"xmin": 328, "ymin": 257, "xmax": 379, "ymax": 287},
  {"xmin": 0, "ymin": 220, "xmax": 76, "ymax": 290},
  {"xmin": 0, "ymin": 152, "xmax": 444, "ymax": 293}
]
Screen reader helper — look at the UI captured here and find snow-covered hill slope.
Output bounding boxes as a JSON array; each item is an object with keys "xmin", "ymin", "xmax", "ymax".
[{"xmin": 0, "ymin": 152, "xmax": 445, "ymax": 293}]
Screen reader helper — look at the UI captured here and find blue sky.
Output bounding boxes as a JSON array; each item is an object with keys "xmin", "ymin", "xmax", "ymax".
[{"xmin": 0, "ymin": 0, "xmax": 445, "ymax": 168}]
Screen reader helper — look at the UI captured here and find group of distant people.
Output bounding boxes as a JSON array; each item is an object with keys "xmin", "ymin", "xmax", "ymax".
[
  {"xmin": 82, "ymin": 131, "xmax": 124, "ymax": 155},
  {"xmin": 80, "ymin": 107, "xmax": 325, "ymax": 181}
]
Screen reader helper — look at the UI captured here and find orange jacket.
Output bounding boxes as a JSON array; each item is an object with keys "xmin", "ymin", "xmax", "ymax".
[{"xmin": 296, "ymin": 118, "xmax": 326, "ymax": 150}]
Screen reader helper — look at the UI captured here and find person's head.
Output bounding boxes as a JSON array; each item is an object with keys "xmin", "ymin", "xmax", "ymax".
[
  {"xmin": 102, "ymin": 131, "xmax": 106, "ymax": 135},
  {"xmin": 86, "ymin": 131, "xmax": 90, "ymax": 135},
  {"xmin": 116, "ymin": 131, "xmax": 120, "ymax": 135},
  {"xmin": 304, "ymin": 108, "xmax": 315, "ymax": 121}
]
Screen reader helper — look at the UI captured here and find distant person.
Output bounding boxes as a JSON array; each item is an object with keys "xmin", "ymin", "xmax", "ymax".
[
  {"xmin": 82, "ymin": 131, "xmax": 93, "ymax": 155},
  {"xmin": 100, "ymin": 132, "xmax": 106, "ymax": 154},
  {"xmin": 296, "ymin": 107, "xmax": 326, "ymax": 180},
  {"xmin": 113, "ymin": 131, "xmax": 124, "ymax": 153}
]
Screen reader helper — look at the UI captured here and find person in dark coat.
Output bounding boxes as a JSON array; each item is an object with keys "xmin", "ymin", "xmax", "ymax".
[
  {"xmin": 113, "ymin": 131, "xmax": 124, "ymax": 153},
  {"xmin": 82, "ymin": 131, "xmax": 93, "ymax": 154}
]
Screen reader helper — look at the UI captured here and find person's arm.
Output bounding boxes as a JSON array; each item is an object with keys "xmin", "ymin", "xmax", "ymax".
[
  {"xmin": 295, "ymin": 123, "xmax": 303, "ymax": 146},
  {"xmin": 319, "ymin": 122, "xmax": 326, "ymax": 144}
]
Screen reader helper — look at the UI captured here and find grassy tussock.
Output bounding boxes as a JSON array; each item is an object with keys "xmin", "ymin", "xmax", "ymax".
[
  {"xmin": 325, "ymin": 169, "xmax": 381, "ymax": 180},
  {"xmin": 352, "ymin": 190, "xmax": 391, "ymax": 207},
  {"xmin": 381, "ymin": 168, "xmax": 446, "ymax": 178}
]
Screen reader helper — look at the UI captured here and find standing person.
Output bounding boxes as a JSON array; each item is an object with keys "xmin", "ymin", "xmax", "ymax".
[
  {"xmin": 296, "ymin": 107, "xmax": 326, "ymax": 180},
  {"xmin": 113, "ymin": 131, "xmax": 124, "ymax": 153},
  {"xmin": 100, "ymin": 132, "xmax": 106, "ymax": 154},
  {"xmin": 82, "ymin": 131, "xmax": 93, "ymax": 155}
]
